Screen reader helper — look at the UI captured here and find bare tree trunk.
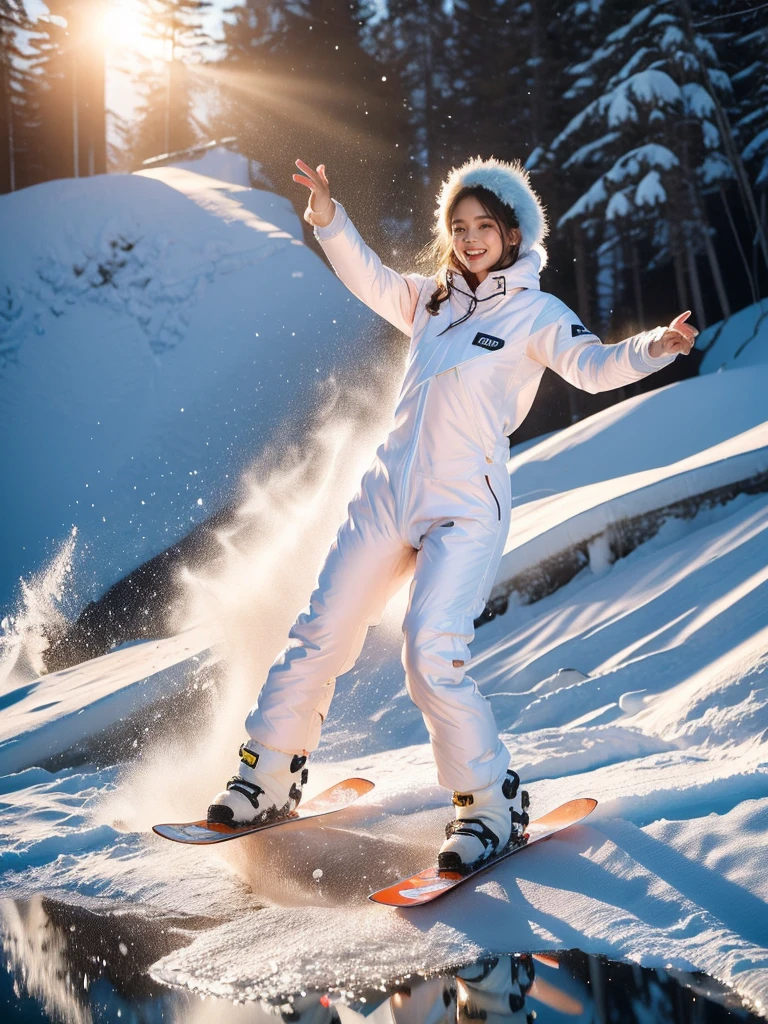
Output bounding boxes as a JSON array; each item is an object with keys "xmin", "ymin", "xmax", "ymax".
[
  {"xmin": 72, "ymin": 54, "xmax": 79, "ymax": 177},
  {"xmin": 720, "ymin": 184, "xmax": 757, "ymax": 304},
  {"xmin": 164, "ymin": 62, "xmax": 172, "ymax": 155},
  {"xmin": 686, "ymin": 241, "xmax": 707, "ymax": 329},
  {"xmin": 529, "ymin": 0, "xmax": 546, "ymax": 151},
  {"xmin": 701, "ymin": 225, "xmax": 730, "ymax": 319},
  {"xmin": 757, "ymin": 190, "xmax": 767, "ymax": 291},
  {"xmin": 0, "ymin": 32, "xmax": 9, "ymax": 193},
  {"xmin": 7, "ymin": 94, "xmax": 13, "ymax": 191},
  {"xmin": 420, "ymin": 0, "xmax": 437, "ymax": 181},
  {"xmin": 673, "ymin": 244, "xmax": 689, "ymax": 312},
  {"xmin": 677, "ymin": 130, "xmax": 717, "ymax": 323},
  {"xmin": 572, "ymin": 224, "xmax": 591, "ymax": 327},
  {"xmin": 2, "ymin": 58, "xmax": 13, "ymax": 192},
  {"xmin": 630, "ymin": 238, "xmax": 644, "ymax": 327},
  {"xmin": 678, "ymin": 0, "xmax": 768, "ymax": 274}
]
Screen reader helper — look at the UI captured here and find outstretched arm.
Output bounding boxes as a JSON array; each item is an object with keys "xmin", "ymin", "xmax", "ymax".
[
  {"xmin": 525, "ymin": 307, "xmax": 698, "ymax": 394},
  {"xmin": 293, "ymin": 158, "xmax": 421, "ymax": 337}
]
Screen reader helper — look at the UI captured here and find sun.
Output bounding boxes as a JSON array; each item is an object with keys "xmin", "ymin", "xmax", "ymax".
[{"xmin": 99, "ymin": 0, "xmax": 168, "ymax": 63}]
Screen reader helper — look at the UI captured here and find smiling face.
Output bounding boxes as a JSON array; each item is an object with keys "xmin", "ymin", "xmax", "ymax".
[{"xmin": 450, "ymin": 195, "xmax": 522, "ymax": 283}]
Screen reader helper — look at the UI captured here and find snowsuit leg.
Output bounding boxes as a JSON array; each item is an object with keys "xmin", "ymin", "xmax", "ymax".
[
  {"xmin": 245, "ymin": 459, "xmax": 415, "ymax": 755},
  {"xmin": 401, "ymin": 506, "xmax": 510, "ymax": 794}
]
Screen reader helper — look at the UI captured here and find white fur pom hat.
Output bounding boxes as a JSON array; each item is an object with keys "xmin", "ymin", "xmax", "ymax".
[{"xmin": 435, "ymin": 154, "xmax": 549, "ymax": 265}]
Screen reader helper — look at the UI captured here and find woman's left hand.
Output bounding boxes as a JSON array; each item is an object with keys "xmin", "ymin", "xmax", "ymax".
[{"xmin": 648, "ymin": 310, "xmax": 699, "ymax": 358}]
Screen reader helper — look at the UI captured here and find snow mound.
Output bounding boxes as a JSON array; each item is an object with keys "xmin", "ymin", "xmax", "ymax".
[
  {"xmin": 698, "ymin": 298, "xmax": 768, "ymax": 374},
  {"xmin": 142, "ymin": 142, "xmax": 269, "ymax": 191},
  {"xmin": 0, "ymin": 166, "xmax": 395, "ymax": 612}
]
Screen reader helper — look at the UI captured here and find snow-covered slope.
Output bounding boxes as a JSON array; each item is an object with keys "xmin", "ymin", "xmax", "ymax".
[
  {"xmin": 0, "ymin": 165, "xmax": 398, "ymax": 612},
  {"xmin": 697, "ymin": 297, "xmax": 768, "ymax": 375},
  {"xmin": 2, "ymin": 484, "xmax": 766, "ymax": 1014},
  {"xmin": 7, "ymin": 419, "xmax": 765, "ymax": 776},
  {"xmin": 507, "ymin": 364, "xmax": 768, "ymax": 504},
  {"xmin": 1, "ymin": 352, "xmax": 767, "ymax": 1014}
]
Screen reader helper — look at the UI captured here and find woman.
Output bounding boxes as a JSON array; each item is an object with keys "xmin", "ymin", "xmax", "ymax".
[{"xmin": 208, "ymin": 155, "xmax": 697, "ymax": 873}]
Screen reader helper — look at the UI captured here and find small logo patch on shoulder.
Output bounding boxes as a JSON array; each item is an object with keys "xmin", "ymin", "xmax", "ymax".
[
  {"xmin": 472, "ymin": 332, "xmax": 505, "ymax": 351},
  {"xmin": 571, "ymin": 323, "xmax": 593, "ymax": 337}
]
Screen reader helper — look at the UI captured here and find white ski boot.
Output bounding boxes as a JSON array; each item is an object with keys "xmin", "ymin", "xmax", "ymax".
[
  {"xmin": 207, "ymin": 739, "xmax": 309, "ymax": 827},
  {"xmin": 438, "ymin": 768, "xmax": 530, "ymax": 873}
]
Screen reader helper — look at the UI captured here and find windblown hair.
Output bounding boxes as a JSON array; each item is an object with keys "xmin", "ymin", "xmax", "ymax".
[{"xmin": 415, "ymin": 185, "xmax": 521, "ymax": 317}]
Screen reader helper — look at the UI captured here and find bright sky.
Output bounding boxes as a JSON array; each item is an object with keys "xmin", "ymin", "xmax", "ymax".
[{"xmin": 26, "ymin": 0, "xmax": 227, "ymax": 152}]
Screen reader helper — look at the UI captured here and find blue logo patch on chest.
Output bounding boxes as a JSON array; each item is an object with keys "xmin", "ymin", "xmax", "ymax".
[{"xmin": 472, "ymin": 332, "xmax": 505, "ymax": 351}]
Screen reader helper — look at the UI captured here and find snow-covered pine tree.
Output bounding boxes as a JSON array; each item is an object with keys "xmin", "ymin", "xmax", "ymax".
[
  {"xmin": 543, "ymin": 0, "xmax": 737, "ymax": 333},
  {"xmin": 707, "ymin": 0, "xmax": 768, "ymax": 296}
]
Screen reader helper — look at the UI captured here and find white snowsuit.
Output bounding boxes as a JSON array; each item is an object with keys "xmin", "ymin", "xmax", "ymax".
[{"xmin": 245, "ymin": 199, "xmax": 677, "ymax": 793}]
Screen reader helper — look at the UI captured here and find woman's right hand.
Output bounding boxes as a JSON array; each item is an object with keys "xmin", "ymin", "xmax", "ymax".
[{"xmin": 293, "ymin": 159, "xmax": 334, "ymax": 228}]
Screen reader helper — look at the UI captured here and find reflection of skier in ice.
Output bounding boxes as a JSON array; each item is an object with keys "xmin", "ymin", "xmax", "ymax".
[
  {"xmin": 209, "ymin": 155, "xmax": 697, "ymax": 871},
  {"xmin": 345, "ymin": 954, "xmax": 541, "ymax": 1023},
  {"xmin": 454, "ymin": 956, "xmax": 536, "ymax": 1022}
]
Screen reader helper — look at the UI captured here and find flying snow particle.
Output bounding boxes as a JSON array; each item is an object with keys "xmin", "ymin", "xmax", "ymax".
[{"xmin": 312, "ymin": 868, "xmax": 323, "ymax": 880}]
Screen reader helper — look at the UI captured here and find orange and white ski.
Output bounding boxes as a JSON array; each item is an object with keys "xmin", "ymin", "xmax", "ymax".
[
  {"xmin": 369, "ymin": 797, "xmax": 597, "ymax": 907},
  {"xmin": 153, "ymin": 777, "xmax": 374, "ymax": 845}
]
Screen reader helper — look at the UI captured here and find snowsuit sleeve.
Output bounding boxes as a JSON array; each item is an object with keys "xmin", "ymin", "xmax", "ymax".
[
  {"xmin": 313, "ymin": 200, "xmax": 423, "ymax": 337},
  {"xmin": 525, "ymin": 304, "xmax": 678, "ymax": 394}
]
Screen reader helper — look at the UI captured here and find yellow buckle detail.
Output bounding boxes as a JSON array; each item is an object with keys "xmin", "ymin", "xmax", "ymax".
[{"xmin": 239, "ymin": 744, "xmax": 258, "ymax": 769}]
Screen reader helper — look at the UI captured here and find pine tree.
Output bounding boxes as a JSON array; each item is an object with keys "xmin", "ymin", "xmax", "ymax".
[
  {"xmin": 359, "ymin": 0, "xmax": 454, "ymax": 185},
  {"xmin": 210, "ymin": 1, "xmax": 407, "ymax": 246},
  {"xmin": 708, "ymin": 0, "xmax": 768, "ymax": 296},
  {"xmin": 543, "ymin": 0, "xmax": 737, "ymax": 331},
  {"xmin": 0, "ymin": 0, "xmax": 33, "ymax": 192},
  {"xmin": 446, "ymin": 0, "xmax": 557, "ymax": 168},
  {"xmin": 127, "ymin": 0, "xmax": 213, "ymax": 163},
  {"xmin": 20, "ymin": 0, "xmax": 106, "ymax": 186}
]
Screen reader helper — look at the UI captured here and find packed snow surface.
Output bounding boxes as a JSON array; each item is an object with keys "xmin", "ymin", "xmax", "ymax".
[
  {"xmin": 2, "ymin": 168, "xmax": 768, "ymax": 1018},
  {"xmin": 2, "ymin": 420, "xmax": 768, "ymax": 1016}
]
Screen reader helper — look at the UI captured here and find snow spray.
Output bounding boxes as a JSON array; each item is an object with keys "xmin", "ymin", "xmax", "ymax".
[
  {"xmin": 107, "ymin": 366, "xmax": 406, "ymax": 847},
  {"xmin": 0, "ymin": 527, "xmax": 78, "ymax": 688}
]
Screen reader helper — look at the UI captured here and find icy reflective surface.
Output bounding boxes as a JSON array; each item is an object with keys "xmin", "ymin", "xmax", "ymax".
[{"xmin": 1, "ymin": 898, "xmax": 764, "ymax": 1023}]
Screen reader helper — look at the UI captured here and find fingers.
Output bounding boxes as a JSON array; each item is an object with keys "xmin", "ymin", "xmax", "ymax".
[
  {"xmin": 668, "ymin": 334, "xmax": 694, "ymax": 355},
  {"xmin": 294, "ymin": 158, "xmax": 328, "ymax": 189},
  {"xmin": 660, "ymin": 326, "xmax": 695, "ymax": 356},
  {"xmin": 667, "ymin": 310, "xmax": 699, "ymax": 344},
  {"xmin": 295, "ymin": 157, "xmax": 319, "ymax": 183}
]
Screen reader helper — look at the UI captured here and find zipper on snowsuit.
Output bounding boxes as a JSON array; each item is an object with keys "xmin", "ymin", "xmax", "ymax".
[{"xmin": 484, "ymin": 474, "xmax": 501, "ymax": 521}]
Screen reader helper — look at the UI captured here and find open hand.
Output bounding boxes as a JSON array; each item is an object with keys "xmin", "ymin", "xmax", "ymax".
[
  {"xmin": 293, "ymin": 159, "xmax": 334, "ymax": 228},
  {"xmin": 649, "ymin": 310, "xmax": 699, "ymax": 358}
]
